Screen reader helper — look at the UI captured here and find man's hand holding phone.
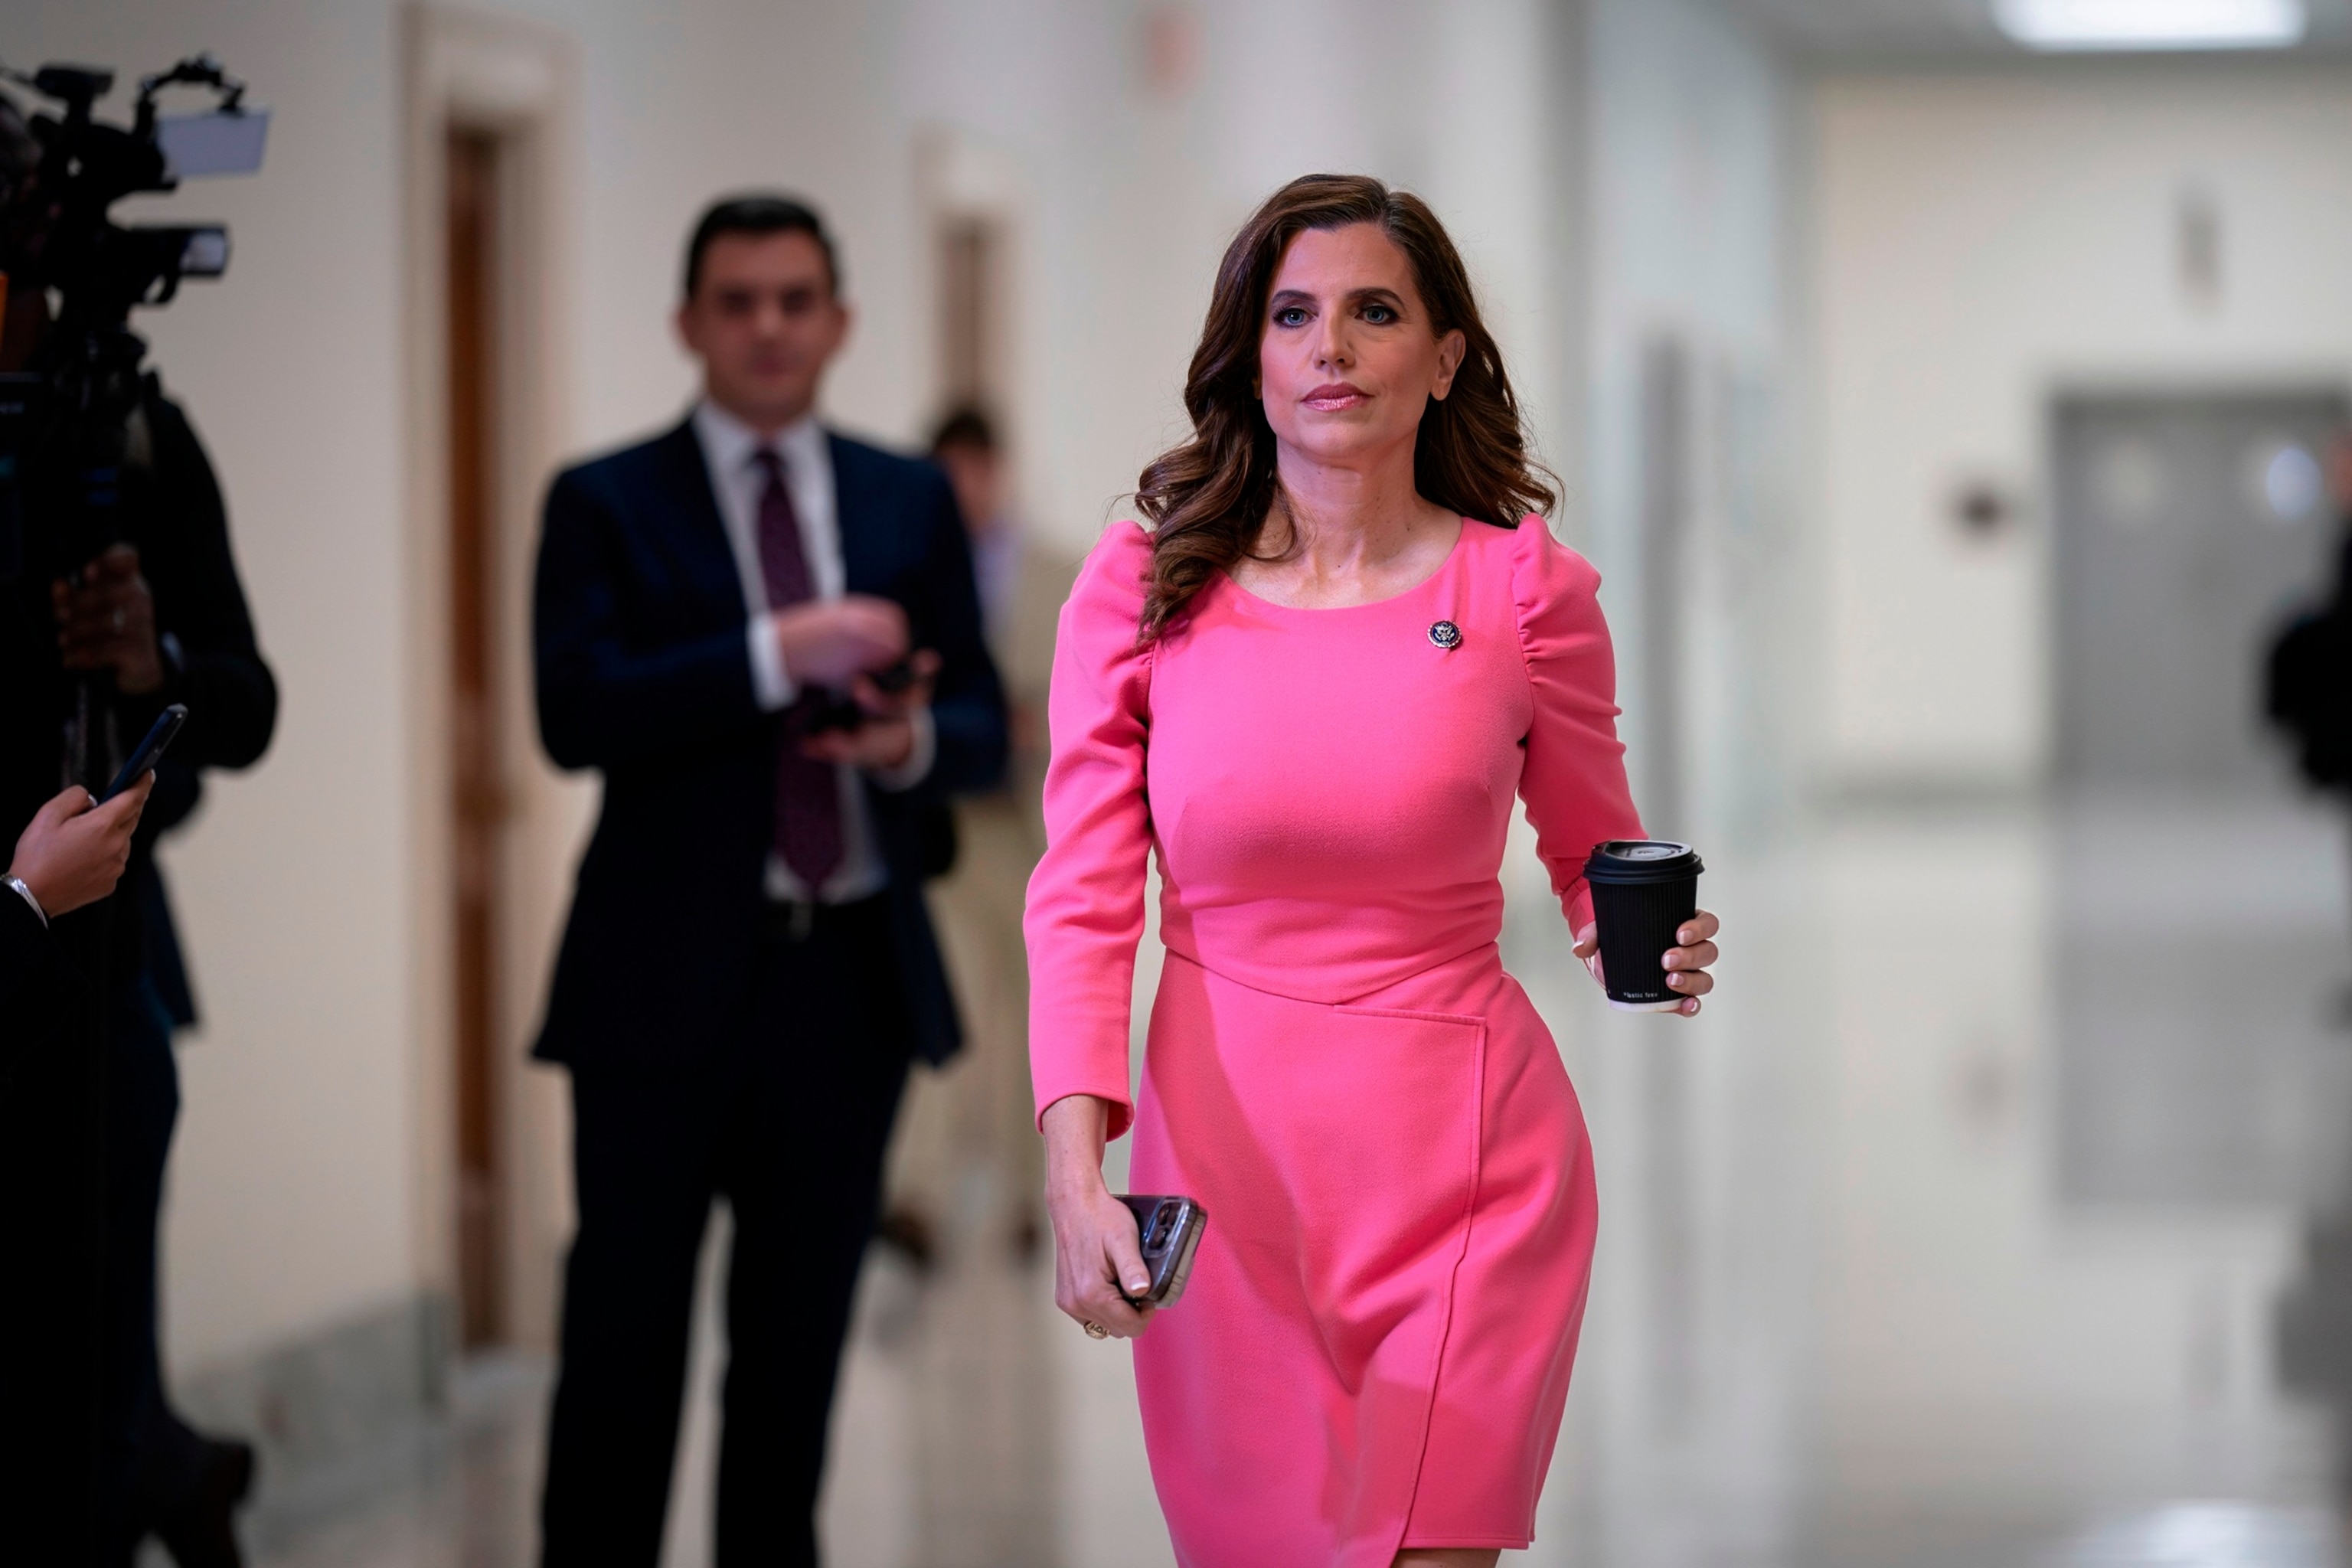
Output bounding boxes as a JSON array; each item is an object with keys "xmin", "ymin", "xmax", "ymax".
[
  {"xmin": 766, "ymin": 595, "xmax": 935, "ymax": 772},
  {"xmin": 770, "ymin": 596, "xmax": 907, "ymax": 686},
  {"xmin": 801, "ymin": 649, "xmax": 939, "ymax": 771},
  {"xmin": 8, "ymin": 777, "xmax": 155, "ymax": 920}
]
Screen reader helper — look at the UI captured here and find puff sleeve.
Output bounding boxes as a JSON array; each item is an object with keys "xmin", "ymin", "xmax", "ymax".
[
  {"xmin": 1024, "ymin": 523, "xmax": 1157, "ymax": 1138},
  {"xmin": 1513, "ymin": 516, "xmax": 1645, "ymax": 937}
]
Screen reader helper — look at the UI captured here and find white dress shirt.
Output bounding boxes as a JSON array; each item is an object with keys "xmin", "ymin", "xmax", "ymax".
[{"xmin": 691, "ymin": 400, "xmax": 935, "ymax": 905}]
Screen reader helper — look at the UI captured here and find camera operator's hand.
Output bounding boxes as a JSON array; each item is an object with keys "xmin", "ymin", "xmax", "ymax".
[
  {"xmin": 802, "ymin": 649, "xmax": 939, "ymax": 772},
  {"xmin": 769, "ymin": 596, "xmax": 908, "ymax": 688},
  {"xmin": 7, "ymin": 776, "xmax": 154, "ymax": 920},
  {"xmin": 53, "ymin": 544, "xmax": 165, "ymax": 694}
]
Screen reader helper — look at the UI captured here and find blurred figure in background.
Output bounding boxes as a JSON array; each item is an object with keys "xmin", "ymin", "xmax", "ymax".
[
  {"xmin": 0, "ymin": 90, "xmax": 276, "ymax": 1568},
  {"xmin": 874, "ymin": 409, "xmax": 1051, "ymax": 1272},
  {"xmin": 2266, "ymin": 430, "xmax": 2352, "ymax": 1008},
  {"xmin": 530, "ymin": 194, "xmax": 1004, "ymax": 1567},
  {"xmin": 929, "ymin": 407, "xmax": 1018, "ymax": 640}
]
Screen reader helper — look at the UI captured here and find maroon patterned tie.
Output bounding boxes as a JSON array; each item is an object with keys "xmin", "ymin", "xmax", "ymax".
[{"xmin": 753, "ymin": 448, "xmax": 844, "ymax": 890}]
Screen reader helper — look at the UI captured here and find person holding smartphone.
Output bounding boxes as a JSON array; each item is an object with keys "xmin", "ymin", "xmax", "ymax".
[
  {"xmin": 531, "ymin": 194, "xmax": 1005, "ymax": 1567},
  {"xmin": 2, "ymin": 778, "xmax": 155, "ymax": 1081},
  {"xmin": 1026, "ymin": 176, "xmax": 1722, "ymax": 1568}
]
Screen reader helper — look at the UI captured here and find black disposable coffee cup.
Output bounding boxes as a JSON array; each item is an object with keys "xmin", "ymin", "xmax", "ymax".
[{"xmin": 1583, "ymin": 840, "xmax": 1704, "ymax": 1013}]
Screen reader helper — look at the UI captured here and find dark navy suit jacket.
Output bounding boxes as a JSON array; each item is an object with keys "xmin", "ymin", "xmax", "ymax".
[{"xmin": 531, "ymin": 418, "xmax": 1008, "ymax": 1070}]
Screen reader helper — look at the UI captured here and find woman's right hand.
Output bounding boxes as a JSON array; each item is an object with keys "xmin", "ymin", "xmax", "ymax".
[
  {"xmin": 1040, "ymin": 1094, "xmax": 1158, "ymax": 1340},
  {"xmin": 7, "ymin": 776, "xmax": 154, "ymax": 919}
]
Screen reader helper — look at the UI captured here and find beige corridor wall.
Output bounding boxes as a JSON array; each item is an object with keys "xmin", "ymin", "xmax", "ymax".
[
  {"xmin": 1811, "ymin": 63, "xmax": 2352, "ymax": 791},
  {"xmin": 1581, "ymin": 0, "xmax": 1799, "ymax": 845}
]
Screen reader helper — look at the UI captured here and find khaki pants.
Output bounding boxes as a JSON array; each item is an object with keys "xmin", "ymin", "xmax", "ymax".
[{"xmin": 888, "ymin": 791, "xmax": 1046, "ymax": 1251}]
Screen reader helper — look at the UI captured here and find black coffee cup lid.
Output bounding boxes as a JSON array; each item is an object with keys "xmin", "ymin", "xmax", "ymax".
[{"xmin": 1584, "ymin": 839, "xmax": 1704, "ymax": 884}]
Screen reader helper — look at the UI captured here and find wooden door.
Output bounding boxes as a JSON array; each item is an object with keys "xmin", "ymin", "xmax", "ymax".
[{"xmin": 444, "ymin": 127, "xmax": 505, "ymax": 1348}]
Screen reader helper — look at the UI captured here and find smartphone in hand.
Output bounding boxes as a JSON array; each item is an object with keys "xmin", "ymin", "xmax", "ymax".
[
  {"xmin": 805, "ymin": 658, "xmax": 920, "ymax": 734},
  {"xmin": 1117, "ymin": 1194, "xmax": 1207, "ymax": 1308},
  {"xmin": 103, "ymin": 704, "xmax": 188, "ymax": 801}
]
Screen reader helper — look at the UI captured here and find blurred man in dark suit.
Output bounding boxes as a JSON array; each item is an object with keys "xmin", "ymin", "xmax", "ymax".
[{"xmin": 531, "ymin": 194, "xmax": 1006, "ymax": 1566}]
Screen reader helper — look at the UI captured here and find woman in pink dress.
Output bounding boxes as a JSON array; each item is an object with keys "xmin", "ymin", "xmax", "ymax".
[{"xmin": 1025, "ymin": 175, "xmax": 1722, "ymax": 1568}]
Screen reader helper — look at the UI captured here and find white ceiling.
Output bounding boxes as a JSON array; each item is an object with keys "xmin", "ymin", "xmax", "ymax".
[{"xmin": 1712, "ymin": 0, "xmax": 2352, "ymax": 57}]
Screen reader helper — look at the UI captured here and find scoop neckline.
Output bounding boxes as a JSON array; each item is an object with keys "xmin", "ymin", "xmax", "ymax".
[{"xmin": 1217, "ymin": 517, "xmax": 1468, "ymax": 615}]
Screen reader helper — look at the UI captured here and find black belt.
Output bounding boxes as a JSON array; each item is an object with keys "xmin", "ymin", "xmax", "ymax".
[{"xmin": 761, "ymin": 891, "xmax": 890, "ymax": 945}]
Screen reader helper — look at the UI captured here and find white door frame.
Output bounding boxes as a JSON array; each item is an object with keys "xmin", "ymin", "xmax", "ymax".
[{"xmin": 400, "ymin": 2, "xmax": 586, "ymax": 1352}]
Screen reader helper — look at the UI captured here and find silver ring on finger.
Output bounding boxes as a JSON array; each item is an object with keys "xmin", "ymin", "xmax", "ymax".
[
  {"xmin": 1082, "ymin": 1321, "xmax": 1109, "ymax": 1340},
  {"xmin": 112, "ymin": 609, "xmax": 126, "ymax": 630}
]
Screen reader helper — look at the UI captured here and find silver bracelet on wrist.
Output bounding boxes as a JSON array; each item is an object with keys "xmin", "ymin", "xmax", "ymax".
[{"xmin": 5, "ymin": 875, "xmax": 47, "ymax": 929}]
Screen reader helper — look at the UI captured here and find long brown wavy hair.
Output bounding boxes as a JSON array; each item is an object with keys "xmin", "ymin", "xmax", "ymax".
[{"xmin": 1133, "ymin": 173, "xmax": 1557, "ymax": 642}]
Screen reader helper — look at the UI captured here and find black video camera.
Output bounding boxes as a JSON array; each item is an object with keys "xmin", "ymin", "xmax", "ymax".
[
  {"xmin": 0, "ymin": 54, "xmax": 266, "ymax": 573},
  {"xmin": 0, "ymin": 54, "xmax": 264, "ymax": 783},
  {"xmin": 4, "ymin": 56, "xmax": 263, "ymax": 319}
]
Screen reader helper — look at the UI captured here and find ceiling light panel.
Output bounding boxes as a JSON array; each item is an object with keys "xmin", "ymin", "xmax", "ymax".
[{"xmin": 1991, "ymin": 0, "xmax": 2308, "ymax": 49}]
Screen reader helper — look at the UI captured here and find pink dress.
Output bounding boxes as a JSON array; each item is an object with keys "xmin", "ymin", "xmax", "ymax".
[{"xmin": 1025, "ymin": 516, "xmax": 1644, "ymax": 1566}]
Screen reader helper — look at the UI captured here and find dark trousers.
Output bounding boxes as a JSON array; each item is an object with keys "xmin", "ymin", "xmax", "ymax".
[
  {"xmin": 540, "ymin": 897, "xmax": 914, "ymax": 1568},
  {"xmin": 0, "ymin": 969, "xmax": 203, "ymax": 1566},
  {"xmin": 0, "ymin": 936, "xmax": 107, "ymax": 1563},
  {"xmin": 103, "ymin": 977, "xmax": 206, "ymax": 1566}
]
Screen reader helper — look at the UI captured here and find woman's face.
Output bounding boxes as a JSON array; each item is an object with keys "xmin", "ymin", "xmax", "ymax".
[{"xmin": 1256, "ymin": 222, "xmax": 1465, "ymax": 472}]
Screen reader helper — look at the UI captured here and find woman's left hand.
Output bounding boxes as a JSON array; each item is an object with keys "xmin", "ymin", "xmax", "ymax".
[{"xmin": 1572, "ymin": 908, "xmax": 1720, "ymax": 1017}]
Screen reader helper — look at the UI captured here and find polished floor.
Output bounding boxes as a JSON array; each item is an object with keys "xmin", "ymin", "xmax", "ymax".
[{"xmin": 227, "ymin": 790, "xmax": 2352, "ymax": 1567}]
